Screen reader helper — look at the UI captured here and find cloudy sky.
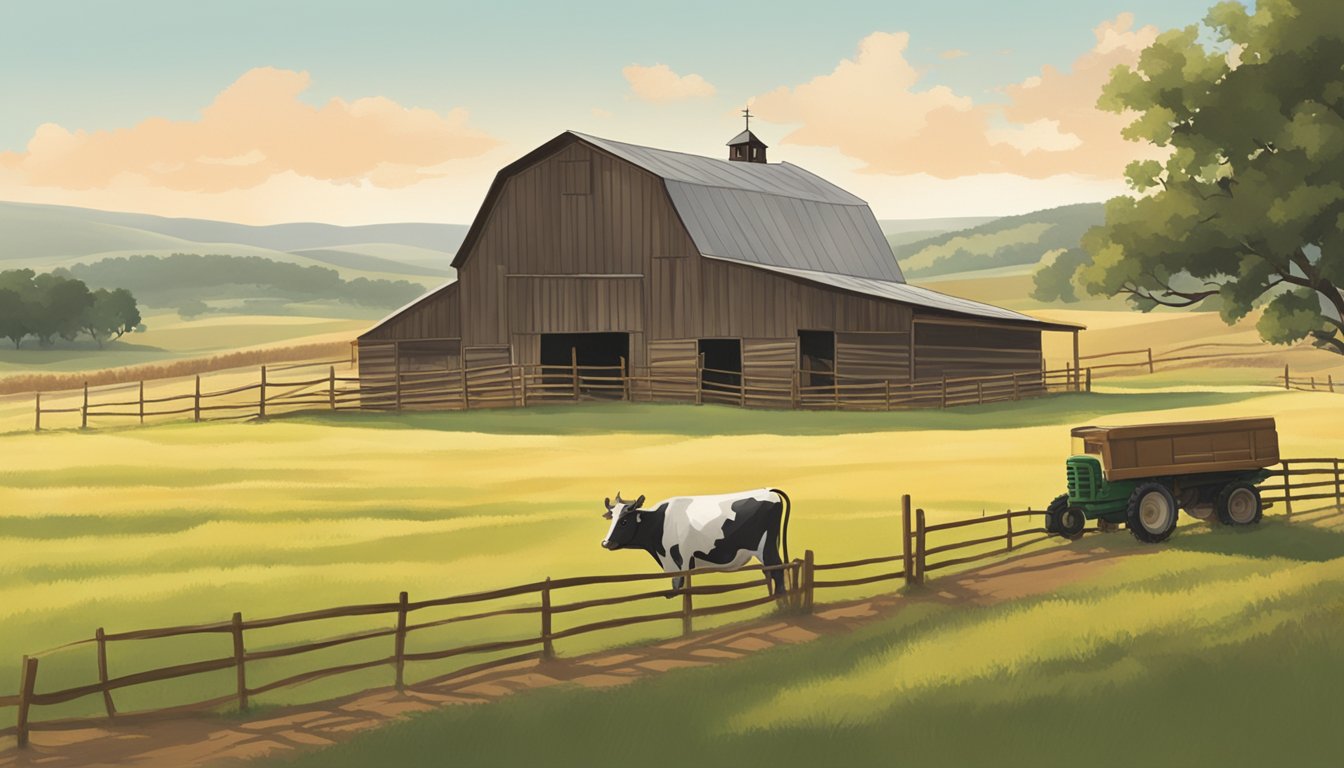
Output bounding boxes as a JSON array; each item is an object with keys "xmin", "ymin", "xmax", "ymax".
[{"xmin": 0, "ymin": 0, "xmax": 1220, "ymax": 225}]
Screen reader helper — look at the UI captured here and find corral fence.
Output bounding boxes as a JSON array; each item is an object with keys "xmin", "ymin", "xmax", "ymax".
[
  {"xmin": 29, "ymin": 358, "xmax": 1089, "ymax": 431},
  {"xmin": 1279, "ymin": 365, "xmax": 1341, "ymax": 395},
  {"xmin": 6, "ymin": 458, "xmax": 1340, "ymax": 749}
]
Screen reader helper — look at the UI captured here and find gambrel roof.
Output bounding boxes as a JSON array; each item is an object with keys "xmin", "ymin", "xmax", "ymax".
[
  {"xmin": 571, "ymin": 131, "xmax": 903, "ymax": 283},
  {"xmin": 432, "ymin": 131, "xmax": 1082, "ymax": 334}
]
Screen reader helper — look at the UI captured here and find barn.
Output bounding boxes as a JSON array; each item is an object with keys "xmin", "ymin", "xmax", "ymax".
[{"xmin": 356, "ymin": 129, "xmax": 1084, "ymax": 409}]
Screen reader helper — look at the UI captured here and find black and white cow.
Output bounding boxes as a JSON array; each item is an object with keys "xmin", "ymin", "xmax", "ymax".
[{"xmin": 600, "ymin": 489, "xmax": 792, "ymax": 594}]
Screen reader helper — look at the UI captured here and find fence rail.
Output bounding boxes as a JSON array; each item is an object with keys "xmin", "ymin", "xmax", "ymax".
[
  {"xmin": 29, "ymin": 359, "xmax": 1089, "ymax": 431},
  {"xmin": 7, "ymin": 459, "xmax": 1340, "ymax": 748}
]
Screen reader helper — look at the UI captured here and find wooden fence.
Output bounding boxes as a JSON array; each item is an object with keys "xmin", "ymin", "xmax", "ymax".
[
  {"xmin": 1278, "ymin": 365, "xmax": 1341, "ymax": 394},
  {"xmin": 1079, "ymin": 343, "xmax": 1343, "ymax": 388},
  {"xmin": 30, "ymin": 359, "xmax": 1087, "ymax": 431},
  {"xmin": 7, "ymin": 461, "xmax": 1340, "ymax": 749}
]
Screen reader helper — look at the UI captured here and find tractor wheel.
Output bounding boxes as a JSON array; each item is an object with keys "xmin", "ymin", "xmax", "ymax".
[
  {"xmin": 1058, "ymin": 506, "xmax": 1087, "ymax": 540},
  {"xmin": 1127, "ymin": 482, "xmax": 1178, "ymax": 543},
  {"xmin": 1045, "ymin": 493, "xmax": 1069, "ymax": 533},
  {"xmin": 1216, "ymin": 482, "xmax": 1263, "ymax": 526}
]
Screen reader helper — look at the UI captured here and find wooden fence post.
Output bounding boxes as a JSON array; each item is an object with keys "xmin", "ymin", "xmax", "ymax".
[
  {"xmin": 458, "ymin": 366, "xmax": 466, "ymax": 411},
  {"xmin": 619, "ymin": 357, "xmax": 630, "ymax": 402},
  {"xmin": 1311, "ymin": 376, "xmax": 1317, "ymax": 391},
  {"xmin": 96, "ymin": 627, "xmax": 116, "ymax": 717},
  {"xmin": 541, "ymin": 578, "xmax": 555, "ymax": 660},
  {"xmin": 1147, "ymin": 348, "xmax": 1155, "ymax": 374},
  {"xmin": 520, "ymin": 365, "xmax": 530, "ymax": 407},
  {"xmin": 681, "ymin": 570, "xmax": 693, "ymax": 636},
  {"xmin": 259, "ymin": 366, "xmax": 267, "ymax": 419},
  {"xmin": 976, "ymin": 380, "xmax": 983, "ymax": 405},
  {"xmin": 231, "ymin": 612, "xmax": 248, "ymax": 712},
  {"xmin": 802, "ymin": 550, "xmax": 815, "ymax": 613},
  {"xmin": 394, "ymin": 591, "xmax": 408, "ymax": 691},
  {"xmin": 138, "ymin": 381, "xmax": 145, "ymax": 424},
  {"xmin": 1005, "ymin": 510, "xmax": 1014, "ymax": 552},
  {"xmin": 81, "ymin": 382, "xmax": 88, "ymax": 429},
  {"xmin": 790, "ymin": 369, "xmax": 799, "ymax": 409},
  {"xmin": 1283, "ymin": 460, "xmax": 1293, "ymax": 516},
  {"xmin": 884, "ymin": 379, "xmax": 892, "ymax": 411},
  {"xmin": 193, "ymin": 375, "xmax": 201, "ymax": 423},
  {"xmin": 1086, "ymin": 368, "xmax": 1093, "ymax": 393},
  {"xmin": 15, "ymin": 655, "xmax": 37, "ymax": 749},
  {"xmin": 695, "ymin": 353, "xmax": 704, "ymax": 406},
  {"xmin": 571, "ymin": 347, "xmax": 580, "ymax": 401},
  {"xmin": 901, "ymin": 494, "xmax": 914, "ymax": 584},
  {"xmin": 1330, "ymin": 375, "xmax": 1336, "ymax": 393},
  {"xmin": 329, "ymin": 366, "xmax": 336, "ymax": 410},
  {"xmin": 1284, "ymin": 364, "xmax": 1290, "ymax": 390},
  {"xmin": 34, "ymin": 392, "xmax": 40, "ymax": 432},
  {"xmin": 1335, "ymin": 458, "xmax": 1341, "ymax": 508},
  {"xmin": 915, "ymin": 509, "xmax": 927, "ymax": 585},
  {"xmin": 940, "ymin": 376, "xmax": 948, "ymax": 409}
]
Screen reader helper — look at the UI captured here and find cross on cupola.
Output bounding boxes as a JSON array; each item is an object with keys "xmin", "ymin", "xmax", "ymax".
[{"xmin": 727, "ymin": 105, "xmax": 768, "ymax": 163}]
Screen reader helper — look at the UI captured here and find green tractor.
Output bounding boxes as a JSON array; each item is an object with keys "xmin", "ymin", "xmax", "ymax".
[{"xmin": 1046, "ymin": 417, "xmax": 1279, "ymax": 543}]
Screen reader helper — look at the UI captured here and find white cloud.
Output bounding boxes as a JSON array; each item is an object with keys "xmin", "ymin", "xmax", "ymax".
[
  {"xmin": 622, "ymin": 63, "xmax": 717, "ymax": 103},
  {"xmin": 748, "ymin": 15, "xmax": 1162, "ymax": 179}
]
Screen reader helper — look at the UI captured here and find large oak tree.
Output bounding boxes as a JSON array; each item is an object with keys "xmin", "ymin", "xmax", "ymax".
[{"xmin": 1077, "ymin": 0, "xmax": 1344, "ymax": 354}]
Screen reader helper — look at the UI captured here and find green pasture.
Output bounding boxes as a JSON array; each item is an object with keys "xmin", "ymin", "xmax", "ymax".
[
  {"xmin": 270, "ymin": 511, "xmax": 1344, "ymax": 768},
  {"xmin": 0, "ymin": 389, "xmax": 1339, "ymax": 733}
]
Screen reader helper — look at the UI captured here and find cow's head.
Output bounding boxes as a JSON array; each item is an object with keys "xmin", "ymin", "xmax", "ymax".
[{"xmin": 601, "ymin": 491, "xmax": 646, "ymax": 550}]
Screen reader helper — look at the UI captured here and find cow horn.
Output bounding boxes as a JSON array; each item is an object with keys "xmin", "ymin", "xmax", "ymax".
[
  {"xmin": 615, "ymin": 491, "xmax": 625, "ymax": 504},
  {"xmin": 633, "ymin": 494, "xmax": 645, "ymax": 509},
  {"xmin": 604, "ymin": 497, "xmax": 613, "ymax": 511}
]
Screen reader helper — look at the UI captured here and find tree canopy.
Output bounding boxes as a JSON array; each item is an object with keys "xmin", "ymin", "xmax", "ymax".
[
  {"xmin": 0, "ymin": 269, "xmax": 141, "ymax": 349},
  {"xmin": 1063, "ymin": 0, "xmax": 1344, "ymax": 354}
]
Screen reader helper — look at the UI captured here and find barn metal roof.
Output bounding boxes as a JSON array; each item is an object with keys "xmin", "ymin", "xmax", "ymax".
[
  {"xmin": 709, "ymin": 256, "xmax": 1083, "ymax": 331},
  {"xmin": 570, "ymin": 132, "xmax": 905, "ymax": 282}
]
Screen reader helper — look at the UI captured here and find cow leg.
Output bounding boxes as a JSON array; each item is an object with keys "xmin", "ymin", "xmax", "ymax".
[{"xmin": 761, "ymin": 529, "xmax": 785, "ymax": 595}]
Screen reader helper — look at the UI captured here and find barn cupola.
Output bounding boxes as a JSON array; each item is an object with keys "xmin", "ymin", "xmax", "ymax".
[{"xmin": 727, "ymin": 107, "xmax": 768, "ymax": 163}]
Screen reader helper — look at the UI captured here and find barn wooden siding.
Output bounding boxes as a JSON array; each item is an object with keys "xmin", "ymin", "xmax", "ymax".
[{"xmin": 357, "ymin": 133, "xmax": 1059, "ymax": 409}]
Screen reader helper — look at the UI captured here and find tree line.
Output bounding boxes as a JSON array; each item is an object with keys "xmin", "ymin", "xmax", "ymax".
[
  {"xmin": 66, "ymin": 254, "xmax": 425, "ymax": 311},
  {"xmin": 0, "ymin": 269, "xmax": 142, "ymax": 349}
]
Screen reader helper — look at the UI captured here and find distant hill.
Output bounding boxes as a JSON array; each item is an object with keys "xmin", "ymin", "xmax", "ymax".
[
  {"xmin": 892, "ymin": 203, "xmax": 1104, "ymax": 278},
  {"xmin": 0, "ymin": 201, "xmax": 464, "ymax": 281},
  {"xmin": 878, "ymin": 216, "xmax": 1001, "ymax": 252}
]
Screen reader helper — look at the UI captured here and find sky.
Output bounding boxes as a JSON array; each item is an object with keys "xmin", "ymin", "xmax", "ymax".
[{"xmin": 0, "ymin": 0, "xmax": 1225, "ymax": 225}]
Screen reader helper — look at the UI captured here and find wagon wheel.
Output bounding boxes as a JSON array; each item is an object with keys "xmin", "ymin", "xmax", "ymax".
[
  {"xmin": 1127, "ymin": 482, "xmax": 1177, "ymax": 543},
  {"xmin": 1216, "ymin": 482, "xmax": 1263, "ymax": 526}
]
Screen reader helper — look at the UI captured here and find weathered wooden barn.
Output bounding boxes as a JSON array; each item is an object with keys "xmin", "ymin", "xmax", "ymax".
[{"xmin": 357, "ymin": 129, "xmax": 1083, "ymax": 409}]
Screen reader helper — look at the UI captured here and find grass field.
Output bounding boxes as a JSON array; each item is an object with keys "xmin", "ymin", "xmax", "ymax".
[
  {"xmin": 266, "ymin": 510, "xmax": 1344, "ymax": 768},
  {"xmin": 0, "ymin": 311, "xmax": 368, "ymax": 378},
  {"xmin": 2, "ymin": 385, "xmax": 1341, "ymax": 732}
]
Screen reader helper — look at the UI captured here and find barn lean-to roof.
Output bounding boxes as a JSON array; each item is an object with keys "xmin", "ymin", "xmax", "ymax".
[{"xmin": 368, "ymin": 131, "xmax": 1082, "ymax": 338}]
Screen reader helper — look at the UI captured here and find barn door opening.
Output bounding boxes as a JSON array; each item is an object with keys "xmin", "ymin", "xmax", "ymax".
[
  {"xmin": 698, "ymin": 338, "xmax": 742, "ymax": 402},
  {"xmin": 799, "ymin": 330, "xmax": 835, "ymax": 389},
  {"xmin": 540, "ymin": 332, "xmax": 629, "ymax": 399}
]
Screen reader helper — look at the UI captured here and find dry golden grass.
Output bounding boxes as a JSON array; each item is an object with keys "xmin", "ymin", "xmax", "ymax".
[{"xmin": 0, "ymin": 341, "xmax": 353, "ymax": 396}]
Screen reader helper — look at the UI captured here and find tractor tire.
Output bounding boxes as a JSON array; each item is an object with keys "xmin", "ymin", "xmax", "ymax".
[
  {"xmin": 1045, "ymin": 493, "xmax": 1069, "ymax": 533},
  {"xmin": 1127, "ymin": 482, "xmax": 1178, "ymax": 543},
  {"xmin": 1216, "ymin": 482, "xmax": 1263, "ymax": 526},
  {"xmin": 1058, "ymin": 506, "xmax": 1086, "ymax": 540}
]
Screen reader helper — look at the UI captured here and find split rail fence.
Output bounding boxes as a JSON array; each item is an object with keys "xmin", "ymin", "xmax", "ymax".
[
  {"xmin": 1079, "ymin": 345, "xmax": 1343, "ymax": 393},
  {"xmin": 31, "ymin": 359, "xmax": 1088, "ymax": 432},
  {"xmin": 6, "ymin": 459, "xmax": 1340, "ymax": 749}
]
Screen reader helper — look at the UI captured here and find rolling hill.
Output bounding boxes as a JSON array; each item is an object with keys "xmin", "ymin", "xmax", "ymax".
[
  {"xmin": 892, "ymin": 203, "xmax": 1103, "ymax": 279},
  {"xmin": 0, "ymin": 201, "xmax": 463, "ymax": 281}
]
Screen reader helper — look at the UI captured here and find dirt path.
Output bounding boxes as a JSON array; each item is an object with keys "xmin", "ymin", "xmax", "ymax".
[{"xmin": 0, "ymin": 541, "xmax": 1151, "ymax": 768}]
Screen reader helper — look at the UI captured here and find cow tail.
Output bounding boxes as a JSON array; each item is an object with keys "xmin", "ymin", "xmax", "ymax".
[{"xmin": 770, "ymin": 488, "xmax": 791, "ymax": 564}]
